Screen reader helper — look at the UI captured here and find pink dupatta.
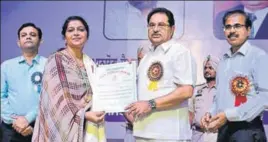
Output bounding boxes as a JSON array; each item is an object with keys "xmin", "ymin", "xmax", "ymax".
[{"xmin": 32, "ymin": 50, "xmax": 95, "ymax": 142}]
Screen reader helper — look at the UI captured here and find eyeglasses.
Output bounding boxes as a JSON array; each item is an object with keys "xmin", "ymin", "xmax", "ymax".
[
  {"xmin": 223, "ymin": 24, "xmax": 246, "ymax": 31},
  {"xmin": 148, "ymin": 22, "xmax": 170, "ymax": 30}
]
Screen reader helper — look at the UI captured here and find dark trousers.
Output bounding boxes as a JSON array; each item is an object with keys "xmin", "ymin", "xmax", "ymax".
[
  {"xmin": 1, "ymin": 122, "xmax": 34, "ymax": 142},
  {"xmin": 217, "ymin": 117, "xmax": 267, "ymax": 142}
]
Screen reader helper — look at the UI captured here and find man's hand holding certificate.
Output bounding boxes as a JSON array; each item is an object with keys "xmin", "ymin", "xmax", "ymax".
[{"xmin": 91, "ymin": 61, "xmax": 137, "ymax": 112}]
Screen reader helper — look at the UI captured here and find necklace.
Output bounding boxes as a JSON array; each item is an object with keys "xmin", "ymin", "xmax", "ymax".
[
  {"xmin": 65, "ymin": 49, "xmax": 88, "ymax": 82},
  {"xmin": 66, "ymin": 49, "xmax": 84, "ymax": 68}
]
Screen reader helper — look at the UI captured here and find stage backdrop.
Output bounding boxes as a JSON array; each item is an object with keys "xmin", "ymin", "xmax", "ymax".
[{"xmin": 1, "ymin": 1, "xmax": 267, "ymax": 141}]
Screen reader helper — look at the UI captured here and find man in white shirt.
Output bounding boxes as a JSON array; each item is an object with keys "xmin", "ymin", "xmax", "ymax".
[{"xmin": 125, "ymin": 7, "xmax": 196, "ymax": 142}]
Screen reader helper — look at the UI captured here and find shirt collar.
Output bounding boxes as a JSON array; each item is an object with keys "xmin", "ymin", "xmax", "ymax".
[
  {"xmin": 203, "ymin": 83, "xmax": 217, "ymax": 89},
  {"xmin": 149, "ymin": 39, "xmax": 175, "ymax": 53},
  {"xmin": 223, "ymin": 41, "xmax": 250, "ymax": 59},
  {"xmin": 18, "ymin": 54, "xmax": 40, "ymax": 64}
]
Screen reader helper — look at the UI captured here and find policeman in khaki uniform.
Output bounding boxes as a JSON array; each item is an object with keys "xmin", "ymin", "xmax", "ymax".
[{"xmin": 189, "ymin": 55, "xmax": 219, "ymax": 142}]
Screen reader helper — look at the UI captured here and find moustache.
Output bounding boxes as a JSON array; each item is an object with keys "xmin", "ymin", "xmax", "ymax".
[
  {"xmin": 228, "ymin": 33, "xmax": 239, "ymax": 39},
  {"xmin": 152, "ymin": 33, "xmax": 161, "ymax": 36}
]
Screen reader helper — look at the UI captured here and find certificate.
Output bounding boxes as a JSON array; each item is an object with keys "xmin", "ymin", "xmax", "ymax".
[{"xmin": 91, "ymin": 61, "xmax": 137, "ymax": 112}]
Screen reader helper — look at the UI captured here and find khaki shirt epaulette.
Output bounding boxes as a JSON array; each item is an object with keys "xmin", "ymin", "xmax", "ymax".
[{"xmin": 194, "ymin": 83, "xmax": 206, "ymax": 88}]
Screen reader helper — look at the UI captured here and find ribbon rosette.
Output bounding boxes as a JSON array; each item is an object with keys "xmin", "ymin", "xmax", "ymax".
[
  {"xmin": 230, "ymin": 76, "xmax": 250, "ymax": 107},
  {"xmin": 31, "ymin": 71, "xmax": 43, "ymax": 93},
  {"xmin": 147, "ymin": 61, "xmax": 163, "ymax": 91}
]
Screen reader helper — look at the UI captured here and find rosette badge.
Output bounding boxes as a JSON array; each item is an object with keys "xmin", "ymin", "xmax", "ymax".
[
  {"xmin": 231, "ymin": 76, "xmax": 250, "ymax": 96},
  {"xmin": 31, "ymin": 71, "xmax": 43, "ymax": 93},
  {"xmin": 31, "ymin": 72, "xmax": 43, "ymax": 84},
  {"xmin": 147, "ymin": 61, "xmax": 163, "ymax": 91},
  {"xmin": 230, "ymin": 75, "xmax": 250, "ymax": 106}
]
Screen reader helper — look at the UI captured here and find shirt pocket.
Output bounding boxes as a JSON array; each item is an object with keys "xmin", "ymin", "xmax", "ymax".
[{"xmin": 194, "ymin": 96, "xmax": 204, "ymax": 111}]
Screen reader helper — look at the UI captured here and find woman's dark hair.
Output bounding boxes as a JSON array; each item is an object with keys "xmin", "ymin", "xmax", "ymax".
[{"xmin": 61, "ymin": 16, "xmax": 89, "ymax": 38}]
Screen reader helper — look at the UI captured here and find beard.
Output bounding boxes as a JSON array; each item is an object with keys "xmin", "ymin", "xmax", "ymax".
[
  {"xmin": 205, "ymin": 76, "xmax": 216, "ymax": 82},
  {"xmin": 204, "ymin": 72, "xmax": 216, "ymax": 82}
]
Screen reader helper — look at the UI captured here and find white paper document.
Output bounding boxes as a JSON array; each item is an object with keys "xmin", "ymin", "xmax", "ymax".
[{"xmin": 91, "ymin": 61, "xmax": 137, "ymax": 112}]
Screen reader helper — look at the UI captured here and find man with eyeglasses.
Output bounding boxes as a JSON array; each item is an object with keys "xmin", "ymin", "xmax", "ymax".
[
  {"xmin": 125, "ymin": 7, "xmax": 196, "ymax": 142},
  {"xmin": 189, "ymin": 55, "xmax": 219, "ymax": 142},
  {"xmin": 201, "ymin": 10, "xmax": 267, "ymax": 142}
]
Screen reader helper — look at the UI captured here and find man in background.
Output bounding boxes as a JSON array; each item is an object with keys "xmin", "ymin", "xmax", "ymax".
[
  {"xmin": 189, "ymin": 55, "xmax": 219, "ymax": 142},
  {"xmin": 1, "ymin": 22, "xmax": 47, "ymax": 142}
]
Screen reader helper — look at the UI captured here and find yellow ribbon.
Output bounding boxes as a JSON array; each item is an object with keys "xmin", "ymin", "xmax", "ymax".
[
  {"xmin": 148, "ymin": 81, "xmax": 158, "ymax": 91},
  {"xmin": 86, "ymin": 123, "xmax": 105, "ymax": 141}
]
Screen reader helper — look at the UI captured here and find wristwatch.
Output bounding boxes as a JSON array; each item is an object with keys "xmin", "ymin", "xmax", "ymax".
[{"xmin": 148, "ymin": 99, "xmax": 156, "ymax": 110}]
